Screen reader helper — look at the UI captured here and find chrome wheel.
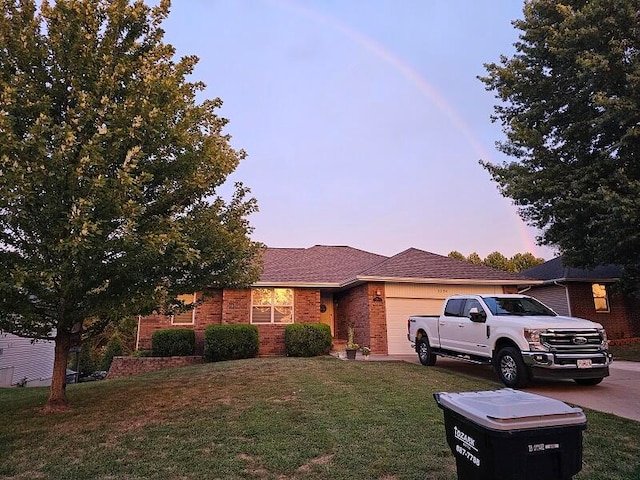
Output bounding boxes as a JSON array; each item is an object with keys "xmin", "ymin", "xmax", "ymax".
[{"xmin": 500, "ymin": 355, "xmax": 518, "ymax": 382}]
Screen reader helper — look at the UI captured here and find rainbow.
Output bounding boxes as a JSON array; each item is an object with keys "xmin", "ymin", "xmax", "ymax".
[{"xmin": 270, "ymin": 0, "xmax": 542, "ymax": 256}]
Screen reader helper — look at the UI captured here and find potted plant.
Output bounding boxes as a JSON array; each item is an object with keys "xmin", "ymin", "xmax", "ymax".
[
  {"xmin": 346, "ymin": 326, "xmax": 359, "ymax": 360},
  {"xmin": 361, "ymin": 346, "xmax": 371, "ymax": 359}
]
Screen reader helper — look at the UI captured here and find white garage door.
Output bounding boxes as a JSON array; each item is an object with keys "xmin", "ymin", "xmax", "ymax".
[
  {"xmin": 386, "ymin": 298, "xmax": 443, "ymax": 355},
  {"xmin": 384, "ymin": 283, "xmax": 504, "ymax": 355}
]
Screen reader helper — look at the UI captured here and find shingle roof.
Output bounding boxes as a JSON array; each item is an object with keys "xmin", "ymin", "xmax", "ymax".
[
  {"xmin": 259, "ymin": 245, "xmax": 388, "ymax": 284},
  {"xmin": 258, "ymin": 246, "xmax": 533, "ymax": 285},
  {"xmin": 359, "ymin": 248, "xmax": 532, "ymax": 282},
  {"xmin": 522, "ymin": 256, "xmax": 622, "ymax": 281}
]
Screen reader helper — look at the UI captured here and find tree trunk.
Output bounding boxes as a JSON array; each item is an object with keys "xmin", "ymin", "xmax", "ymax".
[{"xmin": 44, "ymin": 330, "xmax": 71, "ymax": 412}]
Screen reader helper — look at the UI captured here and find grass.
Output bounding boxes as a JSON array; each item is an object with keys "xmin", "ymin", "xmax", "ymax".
[
  {"xmin": 610, "ymin": 342, "xmax": 640, "ymax": 362},
  {"xmin": 0, "ymin": 357, "xmax": 639, "ymax": 480}
]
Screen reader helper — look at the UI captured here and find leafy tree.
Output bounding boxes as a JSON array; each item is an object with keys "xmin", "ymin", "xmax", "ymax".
[
  {"xmin": 467, "ymin": 252, "xmax": 483, "ymax": 265},
  {"xmin": 447, "ymin": 250, "xmax": 466, "ymax": 261},
  {"xmin": 483, "ymin": 251, "xmax": 510, "ymax": 272},
  {"xmin": 479, "ymin": 0, "xmax": 640, "ymax": 287},
  {"xmin": 0, "ymin": 0, "xmax": 261, "ymax": 410},
  {"xmin": 511, "ymin": 252, "xmax": 545, "ymax": 273},
  {"xmin": 448, "ymin": 251, "xmax": 545, "ymax": 273}
]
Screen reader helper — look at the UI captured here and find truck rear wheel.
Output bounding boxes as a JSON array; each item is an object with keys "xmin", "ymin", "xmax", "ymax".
[
  {"xmin": 496, "ymin": 347, "xmax": 530, "ymax": 388},
  {"xmin": 417, "ymin": 337, "xmax": 436, "ymax": 366}
]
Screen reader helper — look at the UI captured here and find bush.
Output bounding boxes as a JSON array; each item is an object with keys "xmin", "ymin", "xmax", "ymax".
[
  {"xmin": 285, "ymin": 323, "xmax": 332, "ymax": 357},
  {"xmin": 132, "ymin": 349, "xmax": 153, "ymax": 357},
  {"xmin": 101, "ymin": 335, "xmax": 124, "ymax": 371},
  {"xmin": 151, "ymin": 329, "xmax": 196, "ymax": 357},
  {"xmin": 204, "ymin": 325, "xmax": 259, "ymax": 362}
]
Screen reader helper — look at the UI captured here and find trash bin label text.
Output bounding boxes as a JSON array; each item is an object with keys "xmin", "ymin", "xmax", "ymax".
[
  {"xmin": 454, "ymin": 426, "xmax": 477, "ymax": 451},
  {"xmin": 528, "ymin": 443, "xmax": 560, "ymax": 453},
  {"xmin": 454, "ymin": 426, "xmax": 481, "ymax": 467}
]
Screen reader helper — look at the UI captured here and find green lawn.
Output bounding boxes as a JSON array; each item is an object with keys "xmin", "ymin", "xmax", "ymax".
[
  {"xmin": 610, "ymin": 342, "xmax": 640, "ymax": 362},
  {"xmin": 1, "ymin": 357, "xmax": 639, "ymax": 480}
]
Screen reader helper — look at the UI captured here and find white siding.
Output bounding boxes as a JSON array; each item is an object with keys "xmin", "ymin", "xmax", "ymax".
[
  {"xmin": 0, "ymin": 333, "xmax": 55, "ymax": 387},
  {"xmin": 527, "ymin": 285, "xmax": 571, "ymax": 316},
  {"xmin": 385, "ymin": 283, "xmax": 504, "ymax": 355}
]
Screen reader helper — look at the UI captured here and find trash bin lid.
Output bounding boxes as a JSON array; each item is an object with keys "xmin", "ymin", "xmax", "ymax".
[{"xmin": 434, "ymin": 389, "xmax": 586, "ymax": 431}]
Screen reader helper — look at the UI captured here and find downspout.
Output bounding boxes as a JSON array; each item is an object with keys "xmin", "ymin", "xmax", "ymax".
[{"xmin": 135, "ymin": 315, "xmax": 141, "ymax": 351}]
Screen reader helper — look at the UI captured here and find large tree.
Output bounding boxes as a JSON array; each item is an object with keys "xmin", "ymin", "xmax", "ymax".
[
  {"xmin": 0, "ymin": 0, "xmax": 262, "ymax": 410},
  {"xmin": 480, "ymin": 0, "xmax": 640, "ymax": 288},
  {"xmin": 447, "ymin": 251, "xmax": 544, "ymax": 272}
]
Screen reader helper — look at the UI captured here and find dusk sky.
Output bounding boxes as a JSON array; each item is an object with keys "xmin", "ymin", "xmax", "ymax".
[{"xmin": 161, "ymin": 0, "xmax": 558, "ymax": 260}]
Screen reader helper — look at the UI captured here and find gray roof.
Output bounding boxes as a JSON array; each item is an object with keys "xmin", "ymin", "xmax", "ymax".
[
  {"xmin": 259, "ymin": 245, "xmax": 387, "ymax": 284},
  {"xmin": 359, "ymin": 248, "xmax": 533, "ymax": 282},
  {"xmin": 522, "ymin": 256, "xmax": 622, "ymax": 282},
  {"xmin": 258, "ymin": 246, "xmax": 534, "ymax": 286}
]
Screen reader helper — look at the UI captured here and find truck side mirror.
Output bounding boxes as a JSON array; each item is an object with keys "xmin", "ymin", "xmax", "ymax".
[{"xmin": 469, "ymin": 307, "xmax": 487, "ymax": 323}]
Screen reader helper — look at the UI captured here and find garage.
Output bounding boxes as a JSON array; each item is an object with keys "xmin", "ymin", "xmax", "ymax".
[{"xmin": 385, "ymin": 283, "xmax": 504, "ymax": 355}]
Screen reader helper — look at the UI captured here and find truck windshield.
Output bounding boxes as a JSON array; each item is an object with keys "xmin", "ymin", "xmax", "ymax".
[{"xmin": 483, "ymin": 297, "xmax": 556, "ymax": 316}]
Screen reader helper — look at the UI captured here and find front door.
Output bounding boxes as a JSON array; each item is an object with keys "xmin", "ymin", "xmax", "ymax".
[{"xmin": 320, "ymin": 293, "xmax": 335, "ymax": 336}]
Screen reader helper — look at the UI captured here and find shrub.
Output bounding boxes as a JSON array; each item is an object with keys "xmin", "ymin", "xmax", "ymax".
[
  {"xmin": 151, "ymin": 329, "xmax": 196, "ymax": 357},
  {"xmin": 204, "ymin": 325, "xmax": 259, "ymax": 362},
  {"xmin": 101, "ymin": 335, "xmax": 124, "ymax": 371},
  {"xmin": 132, "ymin": 349, "xmax": 153, "ymax": 357},
  {"xmin": 285, "ymin": 323, "xmax": 332, "ymax": 357}
]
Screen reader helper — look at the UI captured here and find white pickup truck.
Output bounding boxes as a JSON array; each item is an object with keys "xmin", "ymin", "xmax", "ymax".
[{"xmin": 408, "ymin": 294, "xmax": 612, "ymax": 388}]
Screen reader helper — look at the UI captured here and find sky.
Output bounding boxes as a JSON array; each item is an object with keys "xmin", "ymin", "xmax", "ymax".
[{"xmin": 160, "ymin": 0, "xmax": 558, "ymax": 260}]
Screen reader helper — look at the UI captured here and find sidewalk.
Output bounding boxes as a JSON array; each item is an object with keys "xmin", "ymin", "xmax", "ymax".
[{"xmin": 333, "ymin": 352, "xmax": 640, "ymax": 421}]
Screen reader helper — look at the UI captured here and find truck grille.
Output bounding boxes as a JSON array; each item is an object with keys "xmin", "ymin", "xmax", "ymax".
[{"xmin": 540, "ymin": 329, "xmax": 604, "ymax": 353}]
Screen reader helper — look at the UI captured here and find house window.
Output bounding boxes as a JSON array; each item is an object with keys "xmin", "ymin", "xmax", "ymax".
[
  {"xmin": 171, "ymin": 293, "xmax": 197, "ymax": 325},
  {"xmin": 592, "ymin": 284, "xmax": 610, "ymax": 313},
  {"xmin": 251, "ymin": 288, "xmax": 294, "ymax": 324}
]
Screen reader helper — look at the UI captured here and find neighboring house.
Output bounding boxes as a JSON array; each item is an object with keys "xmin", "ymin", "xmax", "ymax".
[
  {"xmin": 0, "ymin": 333, "xmax": 55, "ymax": 387},
  {"xmin": 137, "ymin": 245, "xmax": 537, "ymax": 356},
  {"xmin": 522, "ymin": 257, "xmax": 640, "ymax": 340}
]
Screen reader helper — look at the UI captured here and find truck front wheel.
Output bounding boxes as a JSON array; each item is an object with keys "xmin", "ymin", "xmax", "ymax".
[
  {"xmin": 495, "ymin": 347, "xmax": 530, "ymax": 388},
  {"xmin": 417, "ymin": 337, "xmax": 436, "ymax": 366}
]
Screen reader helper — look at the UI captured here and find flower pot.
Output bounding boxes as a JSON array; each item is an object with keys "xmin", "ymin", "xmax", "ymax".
[{"xmin": 346, "ymin": 348, "xmax": 357, "ymax": 360}]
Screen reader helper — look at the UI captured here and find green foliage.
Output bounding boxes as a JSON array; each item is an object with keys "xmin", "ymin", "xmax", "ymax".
[
  {"xmin": 284, "ymin": 323, "xmax": 332, "ymax": 357},
  {"xmin": 346, "ymin": 326, "xmax": 359, "ymax": 350},
  {"xmin": 448, "ymin": 250, "xmax": 545, "ymax": 272},
  {"xmin": 100, "ymin": 335, "xmax": 123, "ymax": 371},
  {"xmin": 132, "ymin": 349, "xmax": 153, "ymax": 358},
  {"xmin": 204, "ymin": 324, "xmax": 259, "ymax": 362},
  {"xmin": 151, "ymin": 329, "xmax": 195, "ymax": 357},
  {"xmin": 1, "ymin": 358, "xmax": 639, "ymax": 479},
  {"xmin": 479, "ymin": 0, "xmax": 640, "ymax": 288},
  {"xmin": 76, "ymin": 342, "xmax": 100, "ymax": 377},
  {"xmin": 0, "ymin": 0, "xmax": 262, "ymax": 406}
]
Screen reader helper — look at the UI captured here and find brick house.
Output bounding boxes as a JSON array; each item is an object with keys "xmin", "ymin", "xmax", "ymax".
[
  {"xmin": 522, "ymin": 257, "xmax": 640, "ymax": 341},
  {"xmin": 137, "ymin": 245, "xmax": 535, "ymax": 356}
]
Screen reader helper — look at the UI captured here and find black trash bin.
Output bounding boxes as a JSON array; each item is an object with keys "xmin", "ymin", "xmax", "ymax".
[{"xmin": 434, "ymin": 389, "xmax": 587, "ymax": 480}]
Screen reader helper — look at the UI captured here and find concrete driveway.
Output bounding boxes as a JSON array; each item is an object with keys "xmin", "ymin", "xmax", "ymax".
[{"xmin": 381, "ymin": 354, "xmax": 640, "ymax": 422}]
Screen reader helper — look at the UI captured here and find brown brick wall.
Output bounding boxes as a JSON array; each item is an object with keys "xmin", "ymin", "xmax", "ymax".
[
  {"xmin": 294, "ymin": 289, "xmax": 321, "ymax": 323},
  {"xmin": 107, "ymin": 356, "xmax": 204, "ymax": 379},
  {"xmin": 567, "ymin": 283, "xmax": 640, "ymax": 339},
  {"xmin": 335, "ymin": 283, "xmax": 388, "ymax": 354},
  {"xmin": 137, "ymin": 289, "xmax": 223, "ymax": 355},
  {"xmin": 137, "ymin": 287, "xmax": 324, "ymax": 357},
  {"xmin": 368, "ymin": 283, "xmax": 388, "ymax": 354},
  {"xmin": 222, "ymin": 289, "xmax": 252, "ymax": 324}
]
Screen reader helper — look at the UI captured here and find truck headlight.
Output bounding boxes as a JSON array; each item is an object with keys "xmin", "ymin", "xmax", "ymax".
[
  {"xmin": 598, "ymin": 328, "xmax": 609, "ymax": 349},
  {"xmin": 524, "ymin": 328, "xmax": 548, "ymax": 351}
]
